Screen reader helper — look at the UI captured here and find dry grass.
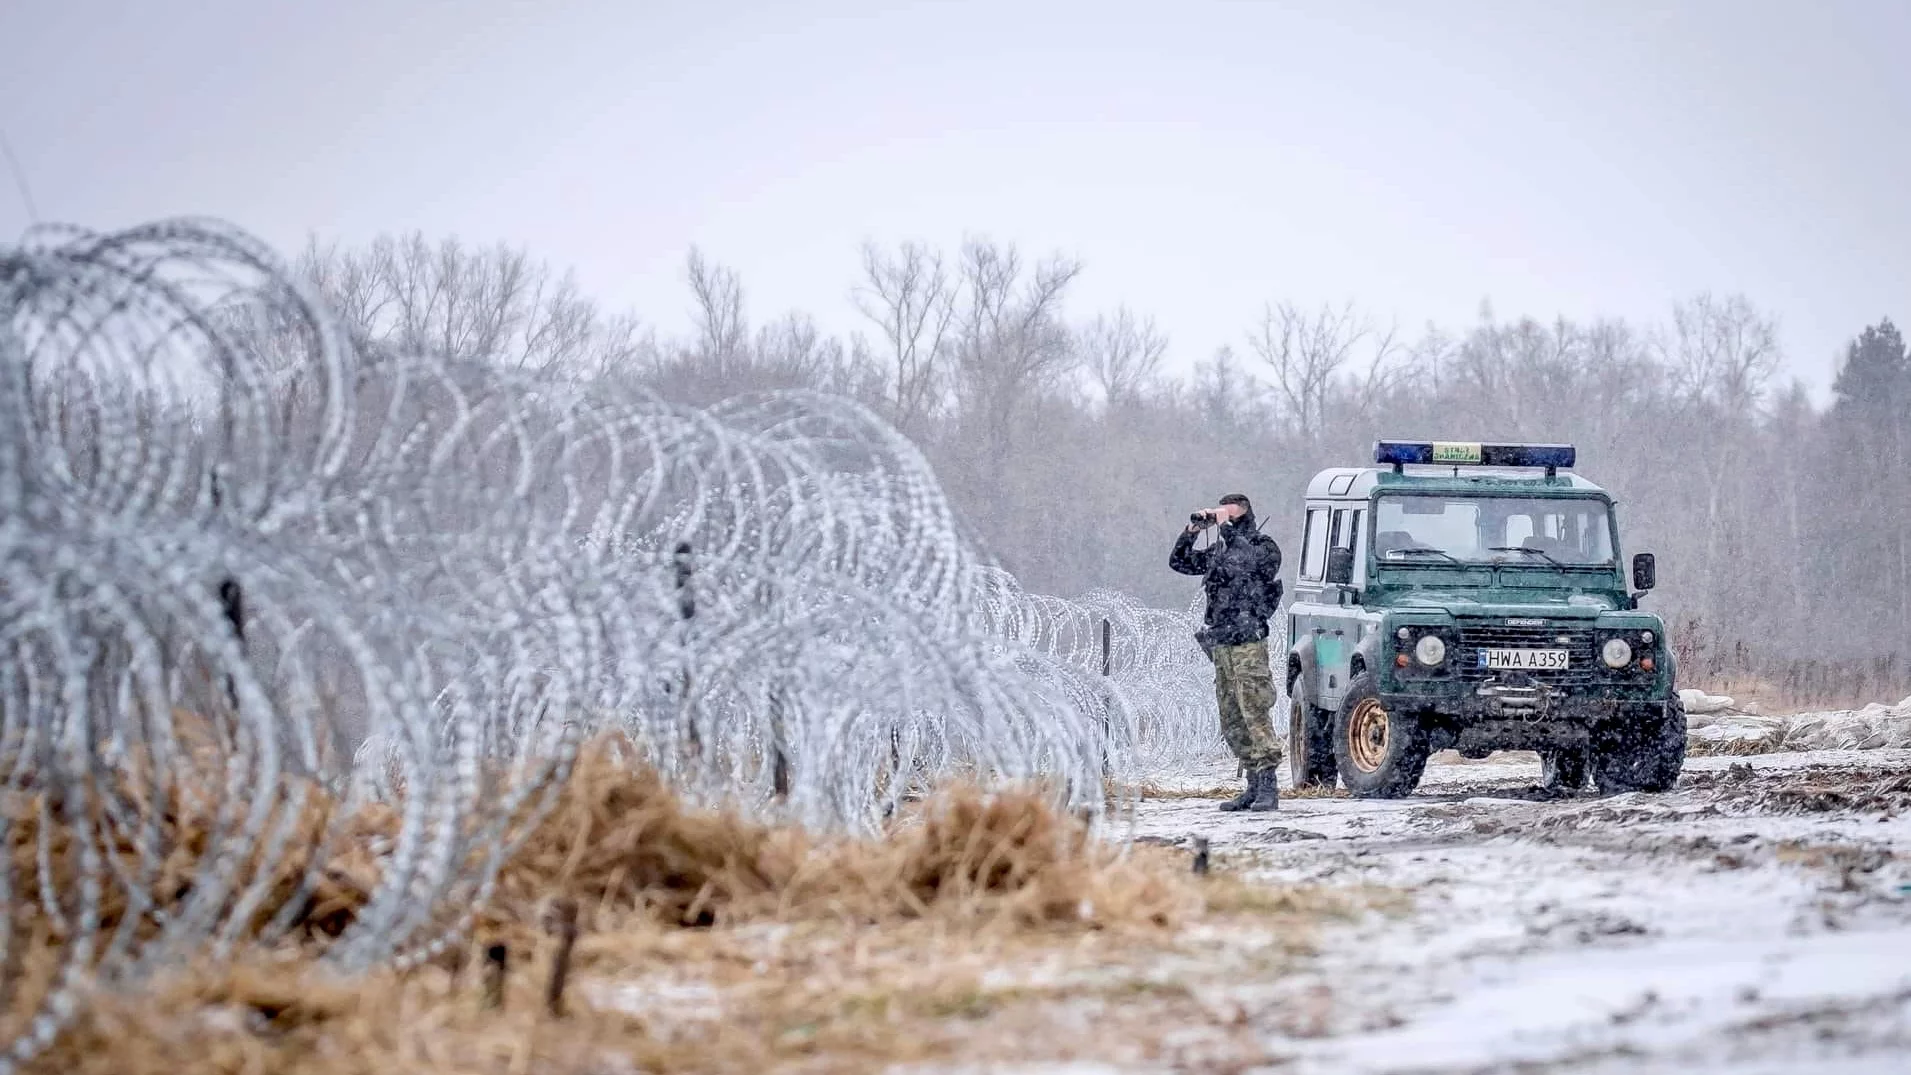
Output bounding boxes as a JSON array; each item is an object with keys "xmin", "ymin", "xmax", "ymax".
[
  {"xmin": 12, "ymin": 733, "xmax": 1380, "ymax": 1073},
  {"xmin": 485, "ymin": 737, "xmax": 1193, "ymax": 940},
  {"xmin": 2, "ymin": 766, "xmax": 393, "ymax": 949},
  {"xmin": 27, "ymin": 956, "xmax": 659, "ymax": 1075},
  {"xmin": 33, "ymin": 920, "xmax": 1295, "ymax": 1075},
  {"xmin": 1670, "ymin": 615, "xmax": 1911, "ymax": 714}
]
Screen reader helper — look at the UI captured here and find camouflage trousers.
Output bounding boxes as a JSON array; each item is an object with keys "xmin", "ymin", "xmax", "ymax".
[{"xmin": 1212, "ymin": 639, "xmax": 1283, "ymax": 772}]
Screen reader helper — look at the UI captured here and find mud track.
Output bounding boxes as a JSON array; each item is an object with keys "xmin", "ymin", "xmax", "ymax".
[{"xmin": 1127, "ymin": 749, "xmax": 1911, "ymax": 1074}]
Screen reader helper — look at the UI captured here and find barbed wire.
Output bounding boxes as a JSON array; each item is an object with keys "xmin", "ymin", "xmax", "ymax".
[{"xmin": 0, "ymin": 218, "xmax": 1256, "ymax": 1065}]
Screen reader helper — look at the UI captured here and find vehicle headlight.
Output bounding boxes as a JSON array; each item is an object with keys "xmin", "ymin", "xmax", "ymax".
[
  {"xmin": 1414, "ymin": 633, "xmax": 1446, "ymax": 667},
  {"xmin": 1601, "ymin": 637, "xmax": 1633, "ymax": 668}
]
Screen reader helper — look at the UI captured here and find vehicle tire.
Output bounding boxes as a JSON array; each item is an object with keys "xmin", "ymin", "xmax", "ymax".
[
  {"xmin": 1540, "ymin": 746, "xmax": 1590, "ymax": 791},
  {"xmin": 1289, "ymin": 694, "xmax": 1338, "ymax": 789},
  {"xmin": 1590, "ymin": 697, "xmax": 1687, "ymax": 794},
  {"xmin": 1331, "ymin": 672, "xmax": 1430, "ymax": 799}
]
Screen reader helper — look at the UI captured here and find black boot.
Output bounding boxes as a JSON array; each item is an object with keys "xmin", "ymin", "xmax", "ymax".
[
  {"xmin": 1244, "ymin": 766, "xmax": 1280, "ymax": 812},
  {"xmin": 1216, "ymin": 779, "xmax": 1255, "ymax": 812}
]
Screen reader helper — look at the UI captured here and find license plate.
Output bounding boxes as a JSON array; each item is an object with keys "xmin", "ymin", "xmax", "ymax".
[{"xmin": 1479, "ymin": 648, "xmax": 1569, "ymax": 671}]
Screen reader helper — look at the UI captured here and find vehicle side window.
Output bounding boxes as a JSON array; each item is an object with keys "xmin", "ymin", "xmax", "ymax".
[
  {"xmin": 1300, "ymin": 508, "xmax": 1328, "ymax": 581},
  {"xmin": 1334, "ymin": 507, "xmax": 1368, "ymax": 549},
  {"xmin": 1328, "ymin": 507, "xmax": 1363, "ymax": 582}
]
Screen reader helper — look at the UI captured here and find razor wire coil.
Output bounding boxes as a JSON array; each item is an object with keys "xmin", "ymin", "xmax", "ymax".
[{"xmin": 0, "ymin": 218, "xmax": 1254, "ymax": 1066}]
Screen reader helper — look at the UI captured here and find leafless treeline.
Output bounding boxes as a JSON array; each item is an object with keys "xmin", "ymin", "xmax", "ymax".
[{"xmin": 289, "ymin": 232, "xmax": 1909, "ymax": 676}]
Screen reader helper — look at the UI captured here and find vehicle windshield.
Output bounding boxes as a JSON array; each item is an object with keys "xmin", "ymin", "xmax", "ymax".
[{"xmin": 1373, "ymin": 495, "xmax": 1615, "ymax": 566}]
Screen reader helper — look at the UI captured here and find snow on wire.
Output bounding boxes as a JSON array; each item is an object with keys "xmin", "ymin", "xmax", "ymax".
[{"xmin": 0, "ymin": 218, "xmax": 1245, "ymax": 1059}]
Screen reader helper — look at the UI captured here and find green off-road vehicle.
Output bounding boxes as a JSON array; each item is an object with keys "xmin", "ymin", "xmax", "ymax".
[{"xmin": 1285, "ymin": 441, "xmax": 1684, "ymax": 798}]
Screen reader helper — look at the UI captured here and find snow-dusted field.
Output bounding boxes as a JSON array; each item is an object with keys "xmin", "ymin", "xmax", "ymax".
[{"xmin": 1123, "ymin": 748, "xmax": 1911, "ymax": 1074}]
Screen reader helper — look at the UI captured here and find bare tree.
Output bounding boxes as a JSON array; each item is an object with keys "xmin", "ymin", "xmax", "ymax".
[
  {"xmin": 754, "ymin": 311, "xmax": 857, "ymax": 391},
  {"xmin": 1190, "ymin": 345, "xmax": 1265, "ymax": 437},
  {"xmin": 851, "ymin": 241, "xmax": 957, "ymax": 429},
  {"xmin": 949, "ymin": 239, "xmax": 1082, "ymax": 462},
  {"xmin": 1668, "ymin": 292, "xmax": 1780, "ymax": 415},
  {"xmin": 1247, "ymin": 300, "xmax": 1399, "ymax": 443},
  {"xmin": 648, "ymin": 258, "xmax": 883, "ymax": 404},
  {"xmin": 1079, "ymin": 306, "xmax": 1168, "ymax": 409},
  {"xmin": 1443, "ymin": 314, "xmax": 1585, "ymax": 435},
  {"xmin": 1664, "ymin": 292, "xmax": 1783, "ymax": 628},
  {"xmin": 685, "ymin": 247, "xmax": 748, "ymax": 379},
  {"xmin": 295, "ymin": 236, "xmax": 387, "ymax": 337},
  {"xmin": 295, "ymin": 232, "xmax": 641, "ymax": 378}
]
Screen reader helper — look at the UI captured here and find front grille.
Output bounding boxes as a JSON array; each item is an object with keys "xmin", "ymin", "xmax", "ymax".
[{"xmin": 1455, "ymin": 624, "xmax": 1597, "ymax": 685}]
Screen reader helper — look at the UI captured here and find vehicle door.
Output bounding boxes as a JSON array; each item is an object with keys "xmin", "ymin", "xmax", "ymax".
[
  {"xmin": 1311, "ymin": 502, "xmax": 1370, "ymax": 711},
  {"xmin": 1288, "ymin": 504, "xmax": 1333, "ymax": 698}
]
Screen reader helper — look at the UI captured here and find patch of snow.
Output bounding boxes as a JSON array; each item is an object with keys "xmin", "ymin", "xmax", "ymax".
[
  {"xmin": 584, "ymin": 979, "xmax": 725, "ymax": 1023},
  {"xmin": 1312, "ymin": 927, "xmax": 1911, "ymax": 1073},
  {"xmin": 1692, "ymin": 714, "xmax": 1789, "ymax": 750},
  {"xmin": 1682, "ymin": 688, "xmax": 1738, "ymax": 715},
  {"xmin": 1782, "ymin": 702, "xmax": 1911, "ymax": 752},
  {"xmin": 1124, "ymin": 749, "xmax": 1911, "ymax": 1073}
]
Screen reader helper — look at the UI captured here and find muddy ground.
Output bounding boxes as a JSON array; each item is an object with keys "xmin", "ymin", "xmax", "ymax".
[{"xmin": 1120, "ymin": 748, "xmax": 1911, "ymax": 1075}]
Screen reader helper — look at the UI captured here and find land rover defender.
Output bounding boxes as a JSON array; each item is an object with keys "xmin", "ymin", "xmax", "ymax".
[{"xmin": 1285, "ymin": 441, "xmax": 1684, "ymax": 798}]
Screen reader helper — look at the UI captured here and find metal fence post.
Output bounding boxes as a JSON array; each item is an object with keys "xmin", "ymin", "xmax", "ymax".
[
  {"xmin": 770, "ymin": 685, "xmax": 790, "ymax": 799},
  {"xmin": 673, "ymin": 541, "xmax": 701, "ymax": 757},
  {"xmin": 212, "ymin": 474, "xmax": 245, "ymax": 713},
  {"xmin": 1099, "ymin": 617, "xmax": 1113, "ymax": 777}
]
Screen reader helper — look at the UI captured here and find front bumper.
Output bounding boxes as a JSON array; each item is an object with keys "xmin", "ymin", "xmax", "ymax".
[{"xmin": 1383, "ymin": 680, "xmax": 1671, "ymax": 754}]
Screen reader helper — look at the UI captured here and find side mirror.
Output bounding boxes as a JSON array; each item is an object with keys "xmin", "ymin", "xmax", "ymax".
[
  {"xmin": 1631, "ymin": 552, "xmax": 1656, "ymax": 592},
  {"xmin": 1325, "ymin": 546, "xmax": 1356, "ymax": 585}
]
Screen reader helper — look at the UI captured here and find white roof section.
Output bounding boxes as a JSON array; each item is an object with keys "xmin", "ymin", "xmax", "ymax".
[
  {"xmin": 1304, "ymin": 466, "xmax": 1606, "ymax": 499},
  {"xmin": 1306, "ymin": 467, "xmax": 1382, "ymax": 499}
]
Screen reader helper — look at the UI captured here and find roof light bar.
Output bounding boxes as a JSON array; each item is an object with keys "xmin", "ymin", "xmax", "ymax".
[{"xmin": 1375, "ymin": 441, "xmax": 1576, "ymax": 472}]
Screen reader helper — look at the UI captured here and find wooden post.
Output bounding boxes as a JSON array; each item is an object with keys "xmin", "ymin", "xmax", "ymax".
[
  {"xmin": 482, "ymin": 944, "xmax": 508, "ymax": 1010},
  {"xmin": 770, "ymin": 686, "xmax": 790, "ymax": 800},
  {"xmin": 447, "ymin": 943, "xmax": 468, "ymax": 989},
  {"xmin": 544, "ymin": 898, "xmax": 579, "ymax": 1017}
]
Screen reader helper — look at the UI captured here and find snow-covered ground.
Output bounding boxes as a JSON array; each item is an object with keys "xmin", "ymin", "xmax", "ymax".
[
  {"xmin": 1124, "ymin": 748, "xmax": 1911, "ymax": 1074},
  {"xmin": 1683, "ymin": 689, "xmax": 1911, "ymax": 753}
]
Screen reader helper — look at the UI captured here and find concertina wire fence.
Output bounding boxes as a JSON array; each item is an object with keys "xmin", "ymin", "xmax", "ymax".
[{"xmin": 0, "ymin": 218, "xmax": 1284, "ymax": 1065}]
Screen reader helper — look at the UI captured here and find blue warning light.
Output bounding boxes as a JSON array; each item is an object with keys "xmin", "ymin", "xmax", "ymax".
[{"xmin": 1374, "ymin": 441, "xmax": 1576, "ymax": 470}]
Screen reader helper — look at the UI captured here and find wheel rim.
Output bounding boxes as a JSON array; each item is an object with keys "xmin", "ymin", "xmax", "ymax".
[{"xmin": 1347, "ymin": 697, "xmax": 1390, "ymax": 774}]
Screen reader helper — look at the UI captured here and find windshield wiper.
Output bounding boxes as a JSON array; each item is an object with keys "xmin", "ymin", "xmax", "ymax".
[
  {"xmin": 1386, "ymin": 547, "xmax": 1461, "ymax": 564},
  {"xmin": 1489, "ymin": 546, "xmax": 1568, "ymax": 568}
]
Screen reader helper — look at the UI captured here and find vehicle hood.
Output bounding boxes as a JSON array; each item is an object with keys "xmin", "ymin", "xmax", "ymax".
[{"xmin": 1388, "ymin": 591, "xmax": 1622, "ymax": 619}]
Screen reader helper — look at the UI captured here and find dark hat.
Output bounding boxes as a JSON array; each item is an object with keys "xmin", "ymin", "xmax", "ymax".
[{"xmin": 1219, "ymin": 493, "xmax": 1252, "ymax": 509}]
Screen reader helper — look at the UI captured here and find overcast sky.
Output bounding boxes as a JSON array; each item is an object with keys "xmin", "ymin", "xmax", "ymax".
[{"xmin": 4, "ymin": 0, "xmax": 1907, "ymax": 399}]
